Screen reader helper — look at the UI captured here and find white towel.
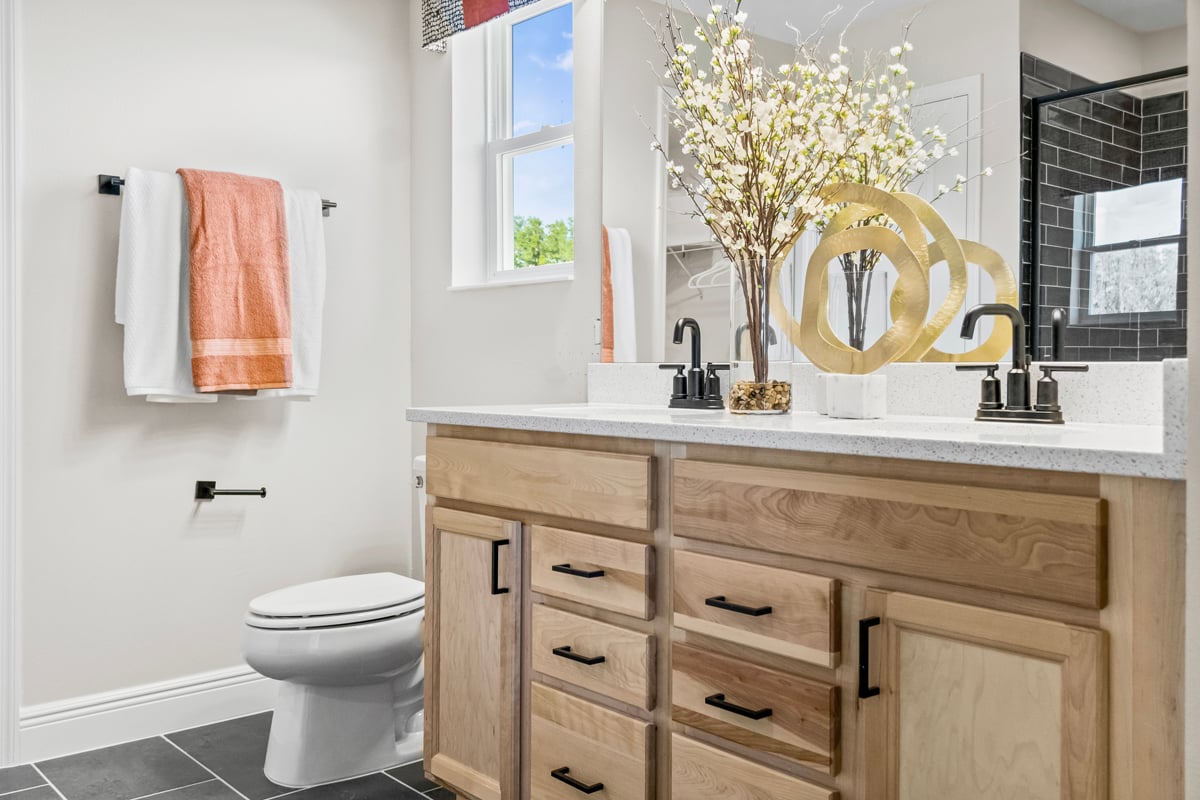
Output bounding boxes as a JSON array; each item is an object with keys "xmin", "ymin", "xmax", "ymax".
[
  {"xmin": 607, "ymin": 227, "xmax": 637, "ymax": 362},
  {"xmin": 115, "ymin": 168, "xmax": 216, "ymax": 403},
  {"xmin": 244, "ymin": 187, "xmax": 327, "ymax": 400}
]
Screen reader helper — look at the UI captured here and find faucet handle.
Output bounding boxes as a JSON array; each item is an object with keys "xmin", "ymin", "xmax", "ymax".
[
  {"xmin": 659, "ymin": 363, "xmax": 687, "ymax": 400},
  {"xmin": 956, "ymin": 364, "xmax": 1003, "ymax": 411},
  {"xmin": 703, "ymin": 363, "xmax": 730, "ymax": 403},
  {"xmin": 1038, "ymin": 363, "xmax": 1088, "ymax": 376},
  {"xmin": 1036, "ymin": 362, "xmax": 1087, "ymax": 413}
]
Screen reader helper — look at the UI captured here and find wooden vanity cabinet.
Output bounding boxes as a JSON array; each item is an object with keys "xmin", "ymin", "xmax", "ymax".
[
  {"xmin": 421, "ymin": 429, "xmax": 1184, "ymax": 800},
  {"xmin": 424, "ymin": 507, "xmax": 523, "ymax": 800},
  {"xmin": 858, "ymin": 591, "xmax": 1106, "ymax": 800}
]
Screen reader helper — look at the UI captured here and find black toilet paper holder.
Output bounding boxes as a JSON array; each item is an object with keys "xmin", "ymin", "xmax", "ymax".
[{"xmin": 195, "ymin": 481, "xmax": 267, "ymax": 500}]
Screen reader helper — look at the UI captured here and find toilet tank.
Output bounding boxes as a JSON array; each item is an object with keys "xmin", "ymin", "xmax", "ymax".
[{"xmin": 413, "ymin": 456, "xmax": 427, "ymax": 581}]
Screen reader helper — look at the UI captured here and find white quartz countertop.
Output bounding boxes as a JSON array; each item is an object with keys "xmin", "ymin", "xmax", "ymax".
[{"xmin": 406, "ymin": 402, "xmax": 1183, "ymax": 480}]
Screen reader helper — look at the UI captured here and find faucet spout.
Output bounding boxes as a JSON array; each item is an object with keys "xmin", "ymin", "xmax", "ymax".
[
  {"xmin": 961, "ymin": 303, "xmax": 1027, "ymax": 370},
  {"xmin": 673, "ymin": 317, "xmax": 702, "ymax": 372},
  {"xmin": 1050, "ymin": 308, "xmax": 1067, "ymax": 361},
  {"xmin": 673, "ymin": 317, "xmax": 704, "ymax": 400},
  {"xmin": 960, "ymin": 303, "xmax": 1031, "ymax": 410}
]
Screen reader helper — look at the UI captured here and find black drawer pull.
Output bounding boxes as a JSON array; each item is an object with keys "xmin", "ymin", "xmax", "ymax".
[
  {"xmin": 705, "ymin": 693, "xmax": 773, "ymax": 720},
  {"xmin": 553, "ymin": 563, "xmax": 605, "ymax": 579},
  {"xmin": 490, "ymin": 539, "xmax": 510, "ymax": 596},
  {"xmin": 551, "ymin": 767, "xmax": 604, "ymax": 794},
  {"xmin": 858, "ymin": 616, "xmax": 881, "ymax": 699},
  {"xmin": 553, "ymin": 645, "xmax": 606, "ymax": 666},
  {"xmin": 705, "ymin": 595, "xmax": 772, "ymax": 616}
]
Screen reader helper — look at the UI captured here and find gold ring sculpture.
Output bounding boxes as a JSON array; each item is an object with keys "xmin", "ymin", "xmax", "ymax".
[{"xmin": 769, "ymin": 184, "xmax": 1020, "ymax": 373}]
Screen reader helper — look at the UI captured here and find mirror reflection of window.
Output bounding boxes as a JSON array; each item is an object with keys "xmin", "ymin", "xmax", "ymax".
[{"xmin": 1068, "ymin": 177, "xmax": 1184, "ymax": 323}]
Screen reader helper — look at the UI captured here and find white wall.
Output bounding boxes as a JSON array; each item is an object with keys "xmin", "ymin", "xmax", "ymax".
[
  {"xmin": 1022, "ymin": 0, "xmax": 1186, "ymax": 80},
  {"xmin": 1143, "ymin": 25, "xmax": 1189, "ymax": 73},
  {"xmin": 19, "ymin": 0, "xmax": 412, "ymax": 705},
  {"xmin": 409, "ymin": 0, "xmax": 602, "ymax": 409}
]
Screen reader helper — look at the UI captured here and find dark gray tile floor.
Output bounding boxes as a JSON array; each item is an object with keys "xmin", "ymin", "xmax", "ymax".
[{"xmin": 0, "ymin": 713, "xmax": 443, "ymax": 800}]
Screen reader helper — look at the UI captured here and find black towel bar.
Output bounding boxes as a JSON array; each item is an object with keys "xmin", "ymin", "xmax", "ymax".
[{"xmin": 98, "ymin": 174, "xmax": 337, "ymax": 217}]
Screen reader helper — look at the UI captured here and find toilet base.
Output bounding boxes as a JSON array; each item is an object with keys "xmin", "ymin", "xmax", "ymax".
[{"xmin": 264, "ymin": 680, "xmax": 419, "ymax": 788}]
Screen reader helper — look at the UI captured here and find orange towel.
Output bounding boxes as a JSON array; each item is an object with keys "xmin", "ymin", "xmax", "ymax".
[
  {"xmin": 601, "ymin": 225, "xmax": 614, "ymax": 363},
  {"xmin": 178, "ymin": 169, "xmax": 293, "ymax": 392}
]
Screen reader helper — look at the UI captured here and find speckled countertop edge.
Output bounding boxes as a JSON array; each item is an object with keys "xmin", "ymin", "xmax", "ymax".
[{"xmin": 406, "ymin": 405, "xmax": 1181, "ymax": 480}]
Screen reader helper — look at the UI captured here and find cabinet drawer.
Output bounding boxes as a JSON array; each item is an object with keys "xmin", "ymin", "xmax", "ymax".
[
  {"xmin": 671, "ymin": 734, "xmax": 837, "ymax": 800},
  {"xmin": 530, "ymin": 683, "xmax": 654, "ymax": 800},
  {"xmin": 427, "ymin": 436, "xmax": 654, "ymax": 530},
  {"xmin": 673, "ymin": 550, "xmax": 838, "ymax": 668},
  {"xmin": 672, "ymin": 643, "xmax": 839, "ymax": 775},
  {"xmin": 531, "ymin": 604, "xmax": 655, "ymax": 710},
  {"xmin": 672, "ymin": 458, "xmax": 1106, "ymax": 608},
  {"xmin": 532, "ymin": 526, "xmax": 654, "ymax": 619}
]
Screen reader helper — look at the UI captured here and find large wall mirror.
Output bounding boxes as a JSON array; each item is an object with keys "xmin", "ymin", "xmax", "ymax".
[{"xmin": 600, "ymin": 0, "xmax": 1187, "ymax": 363}]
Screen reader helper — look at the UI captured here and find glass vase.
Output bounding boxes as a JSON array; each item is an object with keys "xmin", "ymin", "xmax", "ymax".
[
  {"xmin": 728, "ymin": 254, "xmax": 792, "ymax": 414},
  {"xmin": 827, "ymin": 256, "xmax": 891, "ymax": 353}
]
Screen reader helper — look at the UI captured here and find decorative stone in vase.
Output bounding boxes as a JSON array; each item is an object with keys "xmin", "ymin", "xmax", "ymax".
[{"xmin": 729, "ymin": 379, "xmax": 792, "ymax": 414}]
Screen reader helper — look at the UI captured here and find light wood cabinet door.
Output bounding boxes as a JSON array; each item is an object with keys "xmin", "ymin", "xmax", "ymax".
[
  {"xmin": 861, "ymin": 591, "xmax": 1106, "ymax": 800},
  {"xmin": 425, "ymin": 508, "xmax": 522, "ymax": 800}
]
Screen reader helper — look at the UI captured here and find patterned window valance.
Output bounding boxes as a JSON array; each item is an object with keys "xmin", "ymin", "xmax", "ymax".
[{"xmin": 421, "ymin": 0, "xmax": 541, "ymax": 49}]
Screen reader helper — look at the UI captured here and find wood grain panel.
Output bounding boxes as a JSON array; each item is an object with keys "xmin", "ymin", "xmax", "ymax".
[
  {"xmin": 530, "ymin": 683, "xmax": 654, "ymax": 800},
  {"xmin": 671, "ymin": 734, "xmax": 837, "ymax": 800},
  {"xmin": 862, "ymin": 591, "xmax": 1106, "ymax": 800},
  {"xmin": 682, "ymin": 442, "xmax": 1102, "ymax": 496},
  {"xmin": 673, "ymin": 550, "xmax": 839, "ymax": 668},
  {"xmin": 425, "ymin": 508, "xmax": 521, "ymax": 800},
  {"xmin": 672, "ymin": 458, "xmax": 1106, "ymax": 608},
  {"xmin": 1101, "ymin": 477, "xmax": 1185, "ymax": 800},
  {"xmin": 531, "ymin": 525, "xmax": 654, "ymax": 619},
  {"xmin": 427, "ymin": 436, "xmax": 654, "ymax": 530},
  {"xmin": 671, "ymin": 643, "xmax": 839, "ymax": 775},
  {"xmin": 531, "ymin": 604, "xmax": 655, "ymax": 710}
]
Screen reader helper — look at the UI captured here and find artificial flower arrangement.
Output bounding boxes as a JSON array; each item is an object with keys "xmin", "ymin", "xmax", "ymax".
[{"xmin": 653, "ymin": 3, "xmax": 990, "ymax": 412}]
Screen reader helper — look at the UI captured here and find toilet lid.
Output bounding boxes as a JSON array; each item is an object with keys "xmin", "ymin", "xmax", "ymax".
[{"xmin": 248, "ymin": 572, "xmax": 425, "ymax": 619}]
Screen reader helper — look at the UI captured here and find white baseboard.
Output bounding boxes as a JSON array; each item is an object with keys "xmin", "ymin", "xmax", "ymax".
[{"xmin": 18, "ymin": 666, "xmax": 277, "ymax": 762}]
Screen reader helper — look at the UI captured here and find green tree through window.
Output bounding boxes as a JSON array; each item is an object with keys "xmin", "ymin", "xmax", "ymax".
[{"xmin": 513, "ymin": 216, "xmax": 574, "ymax": 268}]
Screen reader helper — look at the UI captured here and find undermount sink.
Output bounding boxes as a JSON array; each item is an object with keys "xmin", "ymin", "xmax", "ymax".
[{"xmin": 528, "ymin": 403, "xmax": 725, "ymax": 417}]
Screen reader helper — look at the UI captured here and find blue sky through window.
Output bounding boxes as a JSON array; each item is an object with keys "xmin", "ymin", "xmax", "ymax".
[{"xmin": 510, "ymin": 3, "xmax": 573, "ymax": 226}]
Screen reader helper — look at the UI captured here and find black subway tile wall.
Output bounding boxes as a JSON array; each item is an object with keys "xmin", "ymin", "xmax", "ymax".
[{"xmin": 1021, "ymin": 53, "xmax": 1187, "ymax": 361}]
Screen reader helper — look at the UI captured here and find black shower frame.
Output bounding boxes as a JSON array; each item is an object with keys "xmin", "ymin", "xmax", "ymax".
[{"xmin": 1027, "ymin": 64, "xmax": 1188, "ymax": 357}]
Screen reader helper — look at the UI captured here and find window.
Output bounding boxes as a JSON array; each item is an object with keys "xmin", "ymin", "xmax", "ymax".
[
  {"xmin": 1070, "ymin": 179, "xmax": 1184, "ymax": 321},
  {"xmin": 486, "ymin": 1, "xmax": 575, "ymax": 282}
]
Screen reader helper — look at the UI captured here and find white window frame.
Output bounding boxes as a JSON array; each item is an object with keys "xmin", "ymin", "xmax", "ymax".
[{"xmin": 484, "ymin": 0, "xmax": 575, "ymax": 284}]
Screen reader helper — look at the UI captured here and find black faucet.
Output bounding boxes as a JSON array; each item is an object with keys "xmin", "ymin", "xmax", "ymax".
[
  {"xmin": 960, "ymin": 303, "xmax": 1030, "ymax": 409},
  {"xmin": 659, "ymin": 317, "xmax": 727, "ymax": 409},
  {"xmin": 956, "ymin": 303, "xmax": 1087, "ymax": 423}
]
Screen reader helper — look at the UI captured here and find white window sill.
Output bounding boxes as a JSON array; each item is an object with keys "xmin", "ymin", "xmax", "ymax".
[{"xmin": 448, "ymin": 273, "xmax": 575, "ymax": 291}]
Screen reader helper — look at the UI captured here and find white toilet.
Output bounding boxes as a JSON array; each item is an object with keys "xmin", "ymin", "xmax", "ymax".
[{"xmin": 241, "ymin": 458, "xmax": 428, "ymax": 788}]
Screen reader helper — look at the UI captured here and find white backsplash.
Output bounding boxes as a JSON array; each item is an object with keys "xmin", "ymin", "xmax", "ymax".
[{"xmin": 588, "ymin": 359, "xmax": 1182, "ymax": 427}]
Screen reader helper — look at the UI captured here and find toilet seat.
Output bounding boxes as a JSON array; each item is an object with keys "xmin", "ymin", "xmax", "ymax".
[{"xmin": 246, "ymin": 572, "xmax": 425, "ymax": 631}]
